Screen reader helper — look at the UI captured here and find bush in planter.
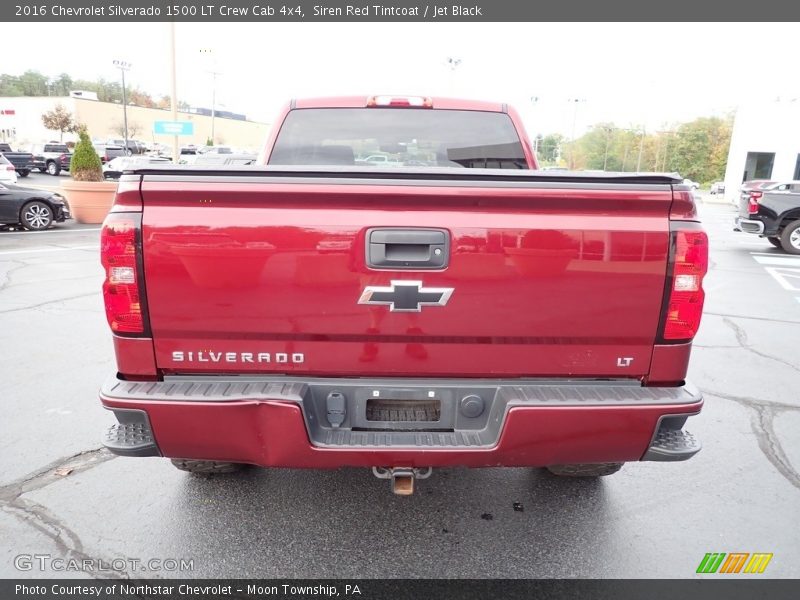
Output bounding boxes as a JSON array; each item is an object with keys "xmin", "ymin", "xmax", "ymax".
[
  {"xmin": 70, "ymin": 129, "xmax": 103, "ymax": 182},
  {"xmin": 61, "ymin": 128, "xmax": 116, "ymax": 223}
]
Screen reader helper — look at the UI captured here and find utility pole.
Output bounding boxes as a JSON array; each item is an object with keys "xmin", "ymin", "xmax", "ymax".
[
  {"xmin": 112, "ymin": 60, "xmax": 131, "ymax": 153},
  {"xmin": 603, "ymin": 126, "xmax": 613, "ymax": 171},
  {"xmin": 200, "ymin": 48, "xmax": 221, "ymax": 145},
  {"xmin": 530, "ymin": 96, "xmax": 540, "ymax": 156},
  {"xmin": 446, "ymin": 57, "xmax": 462, "ymax": 95},
  {"xmin": 169, "ymin": 23, "xmax": 178, "ymax": 163},
  {"xmin": 568, "ymin": 98, "xmax": 585, "ymax": 169},
  {"xmin": 636, "ymin": 127, "xmax": 645, "ymax": 172}
]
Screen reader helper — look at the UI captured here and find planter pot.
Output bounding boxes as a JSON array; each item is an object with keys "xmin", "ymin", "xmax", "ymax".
[{"xmin": 60, "ymin": 180, "xmax": 118, "ymax": 224}]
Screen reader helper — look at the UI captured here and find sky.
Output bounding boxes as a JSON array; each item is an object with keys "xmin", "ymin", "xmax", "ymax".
[{"xmin": 3, "ymin": 22, "xmax": 799, "ymax": 136}]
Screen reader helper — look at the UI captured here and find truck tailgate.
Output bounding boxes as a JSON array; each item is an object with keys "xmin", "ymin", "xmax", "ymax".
[{"xmin": 139, "ymin": 173, "xmax": 672, "ymax": 378}]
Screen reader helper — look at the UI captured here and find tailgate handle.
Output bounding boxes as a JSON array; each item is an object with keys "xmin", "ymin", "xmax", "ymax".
[{"xmin": 367, "ymin": 228, "xmax": 449, "ymax": 269}]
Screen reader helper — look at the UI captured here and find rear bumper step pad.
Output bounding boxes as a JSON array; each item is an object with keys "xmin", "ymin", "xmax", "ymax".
[
  {"xmin": 102, "ymin": 408, "xmax": 160, "ymax": 457},
  {"xmin": 642, "ymin": 424, "xmax": 701, "ymax": 462}
]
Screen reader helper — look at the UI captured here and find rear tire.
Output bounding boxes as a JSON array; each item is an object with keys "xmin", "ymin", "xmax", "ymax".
[
  {"xmin": 170, "ymin": 459, "xmax": 245, "ymax": 475},
  {"xmin": 546, "ymin": 462, "xmax": 624, "ymax": 477},
  {"xmin": 18, "ymin": 170, "xmax": 29, "ymax": 178},
  {"xmin": 767, "ymin": 237, "xmax": 783, "ymax": 248},
  {"xmin": 779, "ymin": 221, "xmax": 800, "ymax": 255}
]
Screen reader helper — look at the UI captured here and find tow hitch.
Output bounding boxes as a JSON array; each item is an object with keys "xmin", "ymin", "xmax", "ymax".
[{"xmin": 372, "ymin": 466, "xmax": 433, "ymax": 496}]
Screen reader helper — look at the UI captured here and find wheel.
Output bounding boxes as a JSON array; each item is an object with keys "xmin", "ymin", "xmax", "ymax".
[
  {"xmin": 20, "ymin": 201, "xmax": 54, "ymax": 230},
  {"xmin": 46, "ymin": 161, "xmax": 60, "ymax": 176},
  {"xmin": 126, "ymin": 148, "xmax": 133, "ymax": 157},
  {"xmin": 767, "ymin": 237, "xmax": 783, "ymax": 248},
  {"xmin": 546, "ymin": 462, "xmax": 624, "ymax": 477},
  {"xmin": 18, "ymin": 170, "xmax": 29, "ymax": 178},
  {"xmin": 780, "ymin": 221, "xmax": 800, "ymax": 255},
  {"xmin": 170, "ymin": 459, "xmax": 245, "ymax": 475}
]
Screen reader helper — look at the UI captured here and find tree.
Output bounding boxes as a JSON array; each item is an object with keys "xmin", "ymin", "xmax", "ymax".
[
  {"xmin": 114, "ymin": 120, "xmax": 140, "ymax": 138},
  {"xmin": 70, "ymin": 128, "xmax": 103, "ymax": 182},
  {"xmin": 55, "ymin": 73, "xmax": 73, "ymax": 96},
  {"xmin": 41, "ymin": 103, "xmax": 77, "ymax": 141},
  {"xmin": 18, "ymin": 70, "xmax": 48, "ymax": 96},
  {"xmin": 664, "ymin": 116, "xmax": 733, "ymax": 183},
  {"xmin": 538, "ymin": 133, "xmax": 564, "ymax": 164}
]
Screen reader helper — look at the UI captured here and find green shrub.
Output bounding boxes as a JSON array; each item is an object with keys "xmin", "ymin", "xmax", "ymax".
[{"xmin": 70, "ymin": 129, "xmax": 103, "ymax": 182}]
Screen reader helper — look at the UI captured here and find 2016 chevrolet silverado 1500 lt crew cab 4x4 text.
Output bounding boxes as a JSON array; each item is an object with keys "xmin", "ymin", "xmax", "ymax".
[{"xmin": 99, "ymin": 96, "xmax": 708, "ymax": 494}]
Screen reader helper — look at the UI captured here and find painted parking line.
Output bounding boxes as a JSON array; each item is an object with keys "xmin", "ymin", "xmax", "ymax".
[
  {"xmin": 751, "ymin": 254, "xmax": 800, "ymax": 267},
  {"xmin": 750, "ymin": 252, "xmax": 800, "ymax": 306},
  {"xmin": 0, "ymin": 227, "xmax": 101, "ymax": 235},
  {"xmin": 763, "ymin": 267, "xmax": 800, "ymax": 292},
  {"xmin": 0, "ymin": 245, "xmax": 98, "ymax": 256}
]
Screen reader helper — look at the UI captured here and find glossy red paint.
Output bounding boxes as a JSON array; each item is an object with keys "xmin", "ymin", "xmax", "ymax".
[
  {"xmin": 647, "ymin": 343, "xmax": 693, "ymax": 386},
  {"xmin": 112, "ymin": 335, "xmax": 157, "ymax": 378},
  {"xmin": 100, "ymin": 395, "xmax": 702, "ymax": 468},
  {"xmin": 139, "ymin": 180, "xmax": 673, "ymax": 378},
  {"xmin": 668, "ymin": 188, "xmax": 699, "ymax": 221}
]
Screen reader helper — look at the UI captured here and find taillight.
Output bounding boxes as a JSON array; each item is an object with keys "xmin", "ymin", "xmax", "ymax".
[
  {"xmin": 747, "ymin": 191, "xmax": 762, "ymax": 214},
  {"xmin": 661, "ymin": 228, "xmax": 708, "ymax": 341},
  {"xmin": 101, "ymin": 213, "xmax": 145, "ymax": 335},
  {"xmin": 5, "ymin": 165, "xmax": 14, "ymax": 171}
]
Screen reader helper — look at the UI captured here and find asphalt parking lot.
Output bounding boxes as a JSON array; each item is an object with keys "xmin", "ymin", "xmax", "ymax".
[{"xmin": 1, "ymin": 196, "xmax": 798, "ymax": 579}]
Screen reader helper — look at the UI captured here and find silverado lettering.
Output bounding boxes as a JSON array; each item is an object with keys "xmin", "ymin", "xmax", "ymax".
[
  {"xmin": 98, "ymin": 95, "xmax": 708, "ymax": 495},
  {"xmin": 171, "ymin": 351, "xmax": 305, "ymax": 363}
]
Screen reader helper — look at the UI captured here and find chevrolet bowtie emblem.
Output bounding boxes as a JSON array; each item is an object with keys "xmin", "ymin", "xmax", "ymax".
[{"xmin": 358, "ymin": 281, "xmax": 454, "ymax": 312}]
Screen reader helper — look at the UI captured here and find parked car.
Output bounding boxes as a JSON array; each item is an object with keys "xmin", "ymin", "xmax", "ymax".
[
  {"xmin": 0, "ymin": 182, "xmax": 71, "ymax": 230},
  {"xmin": 357, "ymin": 154, "xmax": 401, "ymax": 167},
  {"xmin": 0, "ymin": 154, "xmax": 18, "ymax": 184},
  {"xmin": 145, "ymin": 143, "xmax": 172, "ymax": 157},
  {"xmin": 197, "ymin": 145, "xmax": 234, "ymax": 155},
  {"xmin": 29, "ymin": 143, "xmax": 72, "ymax": 176},
  {"xmin": 106, "ymin": 138, "xmax": 147, "ymax": 156},
  {"xmin": 193, "ymin": 152, "xmax": 257, "ymax": 166},
  {"xmin": 94, "ymin": 143, "xmax": 126, "ymax": 164},
  {"xmin": 710, "ymin": 181, "xmax": 725, "ymax": 195},
  {"xmin": 735, "ymin": 180, "xmax": 800, "ymax": 253},
  {"xmin": 738, "ymin": 179, "xmax": 778, "ymax": 211},
  {"xmin": 102, "ymin": 156, "xmax": 172, "ymax": 180},
  {"xmin": 682, "ymin": 178, "xmax": 700, "ymax": 190},
  {"xmin": 0, "ymin": 144, "xmax": 34, "ymax": 177}
]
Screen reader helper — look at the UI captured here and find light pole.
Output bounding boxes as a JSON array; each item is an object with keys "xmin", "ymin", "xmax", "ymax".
[
  {"xmin": 530, "ymin": 96, "xmax": 540, "ymax": 155},
  {"xmin": 169, "ymin": 23, "xmax": 178, "ymax": 163},
  {"xmin": 636, "ymin": 127, "xmax": 646, "ymax": 172},
  {"xmin": 446, "ymin": 57, "xmax": 462, "ymax": 95},
  {"xmin": 567, "ymin": 98, "xmax": 585, "ymax": 169},
  {"xmin": 112, "ymin": 59, "xmax": 132, "ymax": 153},
  {"xmin": 603, "ymin": 126, "xmax": 613, "ymax": 171},
  {"xmin": 200, "ymin": 48, "xmax": 221, "ymax": 145}
]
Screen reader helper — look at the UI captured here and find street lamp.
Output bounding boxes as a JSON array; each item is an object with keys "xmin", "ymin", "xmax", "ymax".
[
  {"xmin": 445, "ymin": 57, "xmax": 462, "ymax": 94},
  {"xmin": 199, "ymin": 48, "xmax": 221, "ymax": 145},
  {"xmin": 602, "ymin": 126, "xmax": 613, "ymax": 171},
  {"xmin": 567, "ymin": 98, "xmax": 586, "ymax": 169},
  {"xmin": 112, "ymin": 59, "xmax": 132, "ymax": 154}
]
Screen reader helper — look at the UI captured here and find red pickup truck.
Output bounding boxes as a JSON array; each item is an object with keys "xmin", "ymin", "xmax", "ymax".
[{"xmin": 99, "ymin": 96, "xmax": 708, "ymax": 494}]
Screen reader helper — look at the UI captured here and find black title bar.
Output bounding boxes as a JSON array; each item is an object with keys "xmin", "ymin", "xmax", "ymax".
[
  {"xmin": 3, "ymin": 579, "xmax": 800, "ymax": 600},
  {"xmin": 3, "ymin": 0, "xmax": 800, "ymax": 21}
]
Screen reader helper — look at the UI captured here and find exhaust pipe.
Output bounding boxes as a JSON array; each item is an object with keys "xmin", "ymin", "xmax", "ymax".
[{"xmin": 372, "ymin": 466, "xmax": 432, "ymax": 496}]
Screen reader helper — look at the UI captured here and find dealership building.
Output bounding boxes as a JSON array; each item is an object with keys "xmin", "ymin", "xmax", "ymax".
[
  {"xmin": 723, "ymin": 99, "xmax": 800, "ymax": 202},
  {"xmin": 0, "ymin": 94, "xmax": 269, "ymax": 150}
]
